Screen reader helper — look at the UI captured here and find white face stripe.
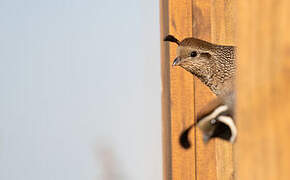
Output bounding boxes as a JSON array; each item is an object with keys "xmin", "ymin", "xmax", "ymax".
[
  {"xmin": 217, "ymin": 115, "xmax": 237, "ymax": 143},
  {"xmin": 197, "ymin": 105, "xmax": 229, "ymax": 128}
]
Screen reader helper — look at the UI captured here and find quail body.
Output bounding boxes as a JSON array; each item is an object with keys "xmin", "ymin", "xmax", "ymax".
[{"xmin": 164, "ymin": 35, "xmax": 237, "ymax": 146}]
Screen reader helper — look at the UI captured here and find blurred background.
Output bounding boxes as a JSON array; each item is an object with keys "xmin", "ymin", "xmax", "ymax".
[{"xmin": 0, "ymin": 0, "xmax": 162, "ymax": 179}]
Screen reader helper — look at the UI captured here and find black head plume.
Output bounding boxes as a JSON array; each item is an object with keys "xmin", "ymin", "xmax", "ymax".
[
  {"xmin": 179, "ymin": 124, "xmax": 195, "ymax": 149},
  {"xmin": 164, "ymin": 35, "xmax": 180, "ymax": 45}
]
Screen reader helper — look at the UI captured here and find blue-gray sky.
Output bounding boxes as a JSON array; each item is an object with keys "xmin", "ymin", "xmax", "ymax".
[{"xmin": 0, "ymin": 0, "xmax": 161, "ymax": 179}]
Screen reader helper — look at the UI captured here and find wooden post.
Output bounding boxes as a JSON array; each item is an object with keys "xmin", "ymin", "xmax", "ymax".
[
  {"xmin": 160, "ymin": 0, "xmax": 236, "ymax": 179},
  {"xmin": 236, "ymin": 0, "xmax": 290, "ymax": 179},
  {"xmin": 160, "ymin": 0, "xmax": 195, "ymax": 179}
]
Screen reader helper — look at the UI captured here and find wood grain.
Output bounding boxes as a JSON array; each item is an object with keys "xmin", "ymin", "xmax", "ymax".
[
  {"xmin": 236, "ymin": 0, "xmax": 290, "ymax": 179},
  {"xmin": 193, "ymin": 0, "xmax": 236, "ymax": 180},
  {"xmin": 160, "ymin": 0, "xmax": 171, "ymax": 179},
  {"xmin": 160, "ymin": 0, "xmax": 236, "ymax": 179},
  {"xmin": 192, "ymin": 1, "xmax": 218, "ymax": 179},
  {"xmin": 211, "ymin": 1, "xmax": 236, "ymax": 180},
  {"xmin": 168, "ymin": 1, "xmax": 196, "ymax": 180},
  {"xmin": 160, "ymin": 0, "xmax": 196, "ymax": 179}
]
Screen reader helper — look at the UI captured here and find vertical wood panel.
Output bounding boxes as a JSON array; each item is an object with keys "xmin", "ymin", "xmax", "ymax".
[
  {"xmin": 237, "ymin": 0, "xmax": 290, "ymax": 179},
  {"xmin": 192, "ymin": 1, "xmax": 218, "ymax": 180},
  {"xmin": 211, "ymin": 1, "xmax": 236, "ymax": 180},
  {"xmin": 160, "ymin": 0, "xmax": 171, "ymax": 179},
  {"xmin": 160, "ymin": 0, "xmax": 196, "ymax": 179},
  {"xmin": 160, "ymin": 0, "xmax": 236, "ymax": 179},
  {"xmin": 194, "ymin": 0, "xmax": 236, "ymax": 180},
  {"xmin": 168, "ymin": 1, "xmax": 196, "ymax": 179}
]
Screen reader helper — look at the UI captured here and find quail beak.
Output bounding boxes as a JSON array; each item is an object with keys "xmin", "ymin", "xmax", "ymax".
[{"xmin": 172, "ymin": 57, "xmax": 181, "ymax": 66}]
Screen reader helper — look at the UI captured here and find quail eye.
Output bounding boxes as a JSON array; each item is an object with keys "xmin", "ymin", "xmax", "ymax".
[{"xmin": 190, "ymin": 51, "xmax": 197, "ymax": 57}]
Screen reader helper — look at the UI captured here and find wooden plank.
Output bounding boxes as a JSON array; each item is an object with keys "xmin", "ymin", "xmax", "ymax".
[
  {"xmin": 168, "ymin": 1, "xmax": 196, "ymax": 179},
  {"xmin": 160, "ymin": 0, "xmax": 195, "ymax": 179},
  {"xmin": 192, "ymin": 1, "xmax": 219, "ymax": 179},
  {"xmin": 236, "ymin": 0, "xmax": 290, "ymax": 179},
  {"xmin": 193, "ymin": 0, "xmax": 236, "ymax": 179},
  {"xmin": 160, "ymin": 0, "xmax": 171, "ymax": 179},
  {"xmin": 161, "ymin": 0, "xmax": 236, "ymax": 179},
  {"xmin": 211, "ymin": 1, "xmax": 236, "ymax": 180}
]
